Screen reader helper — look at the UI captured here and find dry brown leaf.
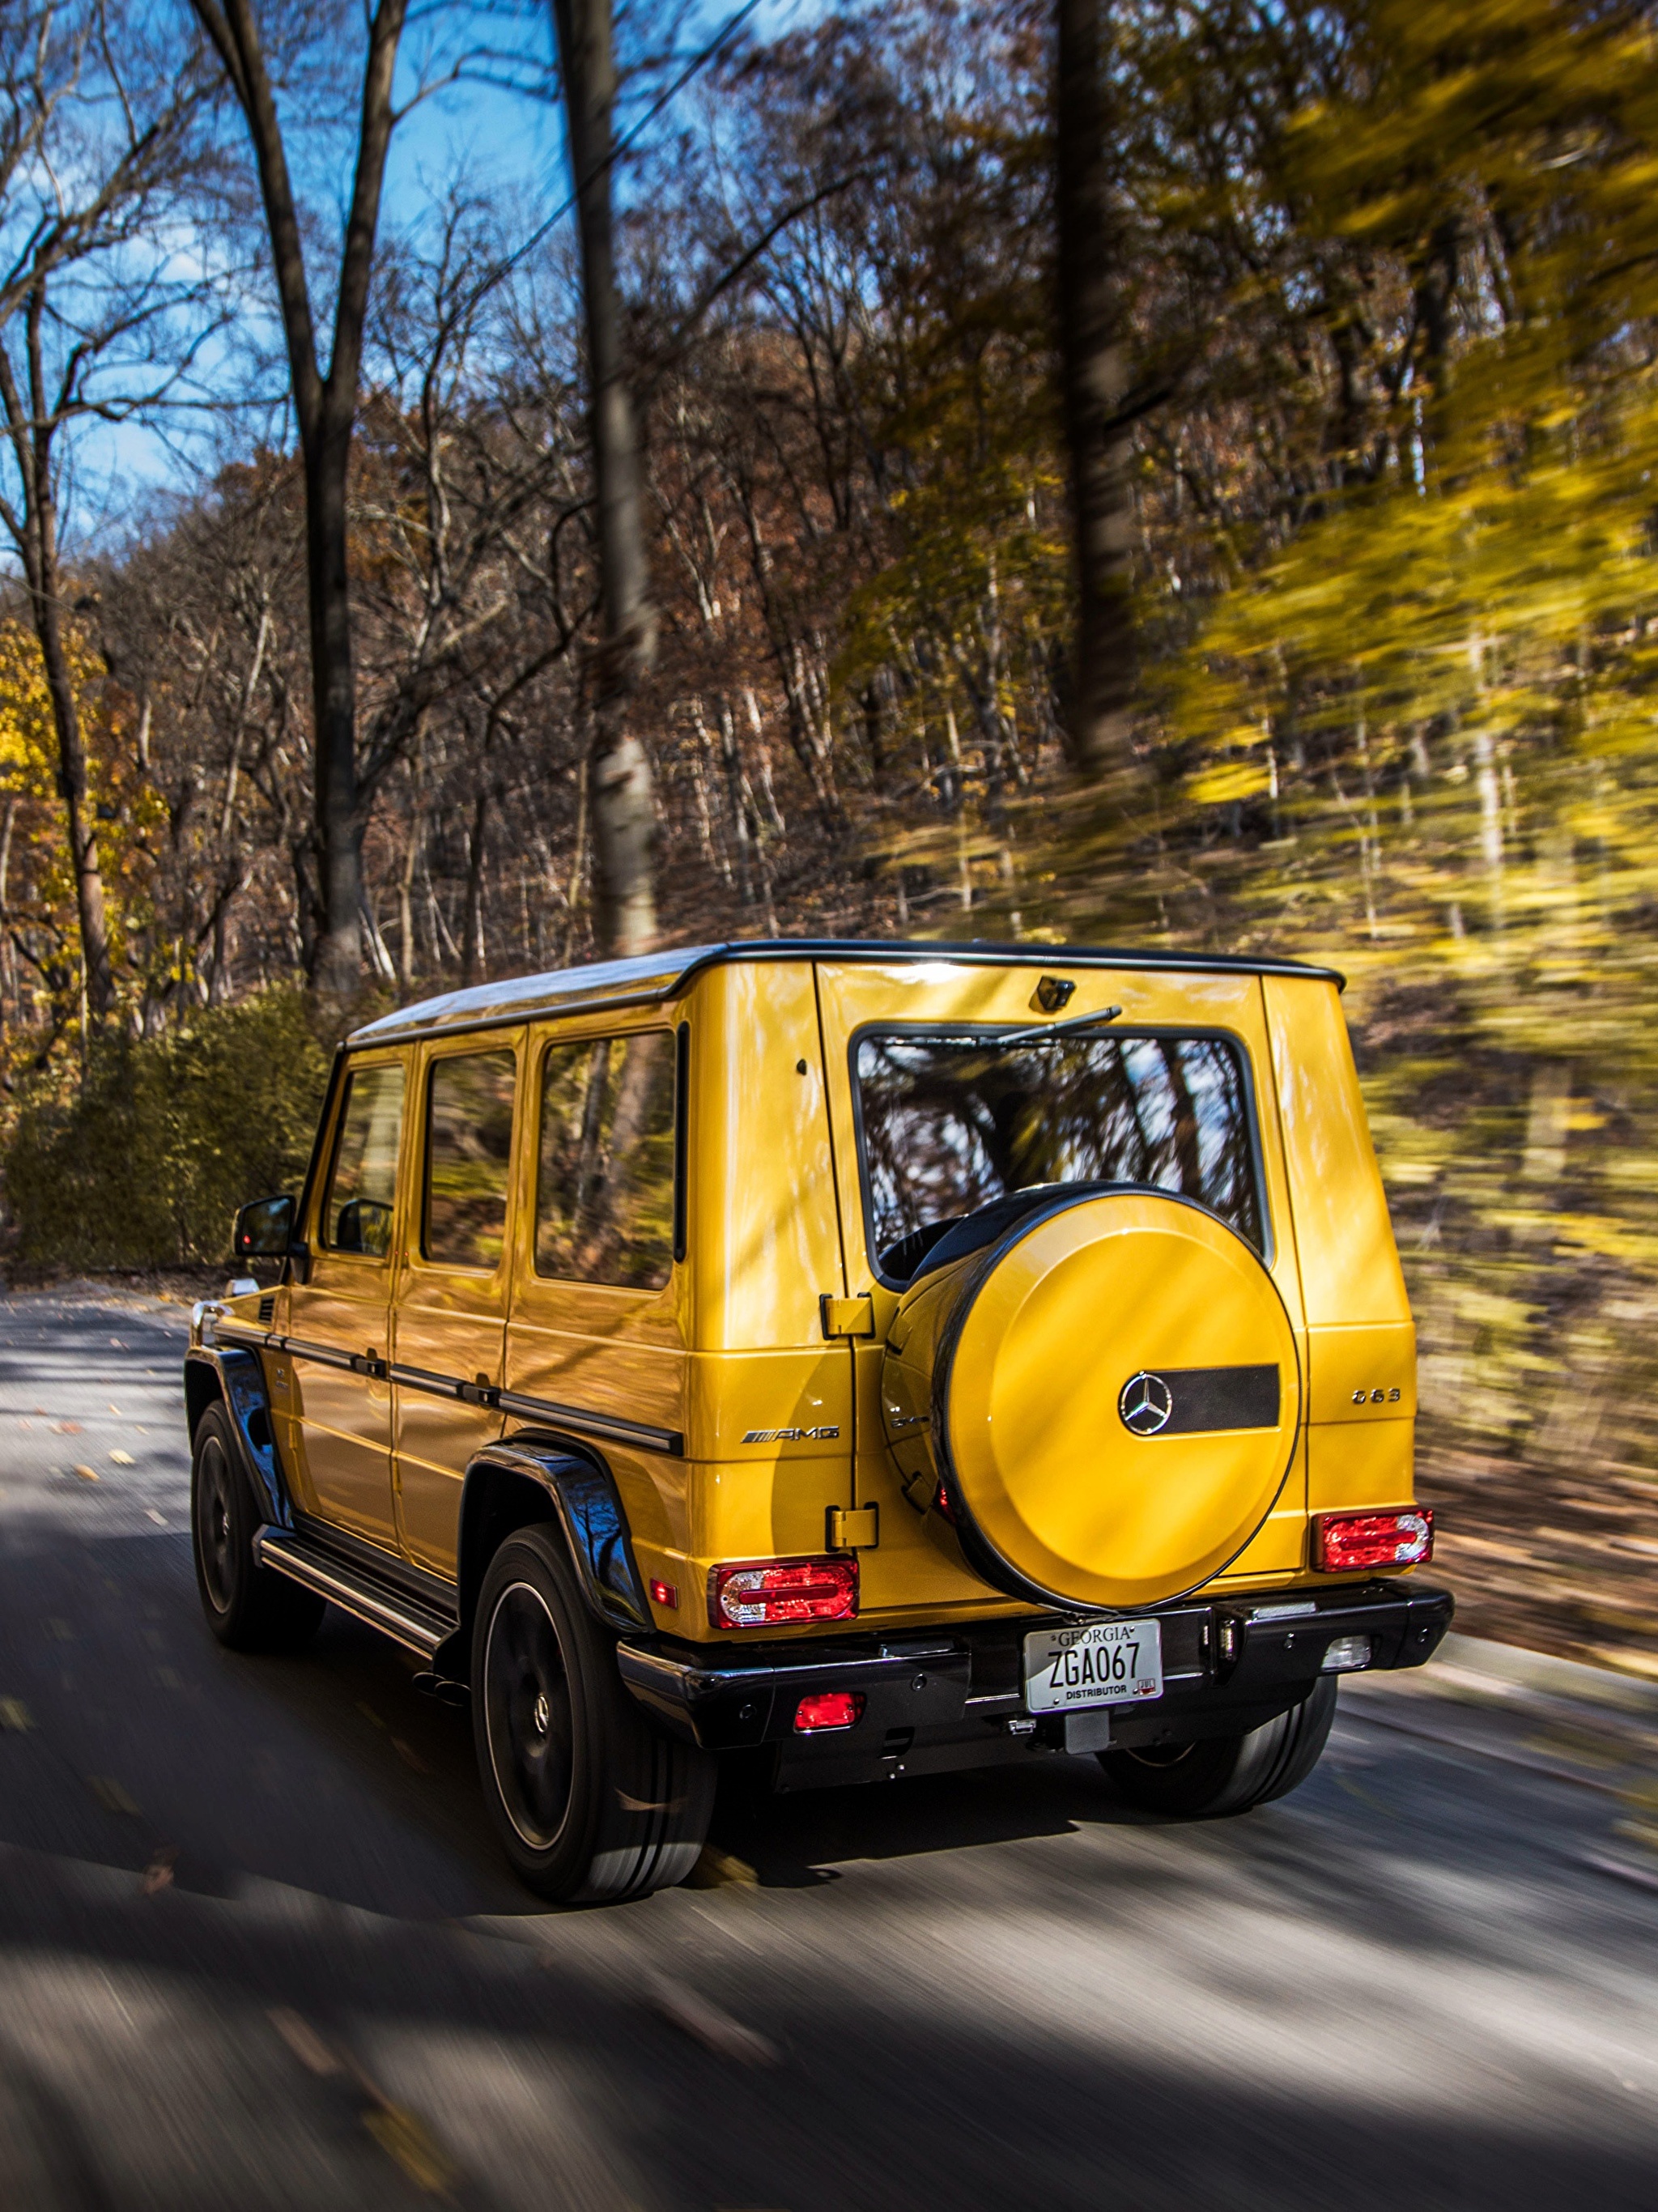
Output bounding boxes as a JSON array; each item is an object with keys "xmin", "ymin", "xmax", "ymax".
[
  {"xmin": 647, "ymin": 1975, "xmax": 779, "ymax": 2066},
  {"xmin": 108, "ymin": 1449, "xmax": 135, "ymax": 1467},
  {"xmin": 0, "ymin": 1697, "xmax": 32, "ymax": 1731},
  {"xmin": 362, "ymin": 2105, "xmax": 459, "ymax": 2194},
  {"xmin": 686, "ymin": 1844, "xmax": 758, "ymax": 1888},
  {"xmin": 268, "ymin": 2006, "xmax": 342, "ymax": 2078},
  {"xmin": 140, "ymin": 1846, "xmax": 177, "ymax": 1896},
  {"xmin": 72, "ymin": 1465, "xmax": 100, "ymax": 1483},
  {"xmin": 87, "ymin": 1776, "xmax": 140, "ymax": 1815}
]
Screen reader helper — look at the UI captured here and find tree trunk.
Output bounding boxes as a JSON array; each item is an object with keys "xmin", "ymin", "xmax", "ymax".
[
  {"xmin": 460, "ymin": 785, "xmax": 489, "ymax": 989},
  {"xmin": 189, "ymin": 0, "xmax": 410, "ymax": 998},
  {"xmin": 1055, "ymin": 0, "xmax": 1137, "ymax": 780},
  {"xmin": 303, "ymin": 438, "xmax": 363, "ymax": 995},
  {"xmin": 551, "ymin": 0, "xmax": 659, "ymax": 956}
]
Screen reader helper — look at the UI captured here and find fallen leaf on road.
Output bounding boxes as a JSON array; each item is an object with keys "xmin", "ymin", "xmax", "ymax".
[
  {"xmin": 268, "ymin": 2007, "xmax": 342, "ymax": 2078},
  {"xmin": 53, "ymin": 1421, "xmax": 81, "ymax": 1434},
  {"xmin": 146, "ymin": 1509, "xmax": 167, "ymax": 1525},
  {"xmin": 363, "ymin": 2104, "xmax": 460, "ymax": 2195},
  {"xmin": 108, "ymin": 1403, "xmax": 121, "ymax": 1414},
  {"xmin": 108, "ymin": 1449, "xmax": 135, "ymax": 1466},
  {"xmin": 646, "ymin": 1975, "xmax": 779, "ymax": 2066},
  {"xmin": 686, "ymin": 1844, "xmax": 758, "ymax": 1888},
  {"xmin": 0, "ymin": 1698, "xmax": 32, "ymax": 1730},
  {"xmin": 141, "ymin": 1846, "xmax": 177, "ymax": 1895},
  {"xmin": 390, "ymin": 1737, "xmax": 430, "ymax": 1774},
  {"xmin": 356, "ymin": 1702, "xmax": 386, "ymax": 1729},
  {"xmin": 87, "ymin": 1775, "xmax": 141, "ymax": 1815},
  {"xmin": 72, "ymin": 1465, "xmax": 100, "ymax": 1482}
]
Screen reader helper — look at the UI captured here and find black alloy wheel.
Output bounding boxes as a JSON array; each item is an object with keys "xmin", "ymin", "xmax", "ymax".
[
  {"xmin": 189, "ymin": 1403, "xmax": 324, "ymax": 1652},
  {"xmin": 483, "ymin": 1577, "xmax": 576, "ymax": 1853},
  {"xmin": 1099, "ymin": 1674, "xmax": 1338, "ymax": 1817},
  {"xmin": 471, "ymin": 1525, "xmax": 714, "ymax": 1904}
]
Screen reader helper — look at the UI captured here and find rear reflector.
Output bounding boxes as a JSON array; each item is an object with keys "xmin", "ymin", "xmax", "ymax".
[
  {"xmin": 648, "ymin": 1578, "xmax": 678, "ymax": 1608},
  {"xmin": 710, "ymin": 1555, "xmax": 859, "ymax": 1630},
  {"xmin": 793, "ymin": 1691, "xmax": 865, "ymax": 1733},
  {"xmin": 1314, "ymin": 1508, "xmax": 1434, "ymax": 1573}
]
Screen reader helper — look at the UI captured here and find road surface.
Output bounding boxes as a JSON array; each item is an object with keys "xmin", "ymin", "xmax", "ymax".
[{"xmin": 0, "ymin": 1287, "xmax": 1653, "ymax": 2210}]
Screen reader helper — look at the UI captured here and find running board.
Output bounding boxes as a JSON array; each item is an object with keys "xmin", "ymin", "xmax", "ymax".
[{"xmin": 253, "ymin": 1527, "xmax": 455, "ymax": 1659}]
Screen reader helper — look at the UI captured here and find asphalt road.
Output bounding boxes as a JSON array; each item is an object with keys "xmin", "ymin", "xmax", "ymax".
[{"xmin": 0, "ymin": 1288, "xmax": 1655, "ymax": 2211}]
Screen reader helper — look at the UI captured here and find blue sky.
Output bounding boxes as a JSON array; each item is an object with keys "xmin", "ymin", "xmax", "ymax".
[{"xmin": 73, "ymin": 0, "xmax": 819, "ymax": 542}]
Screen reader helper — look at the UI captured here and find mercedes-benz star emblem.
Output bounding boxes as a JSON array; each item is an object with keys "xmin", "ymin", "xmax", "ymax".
[{"xmin": 1119, "ymin": 1371, "xmax": 1174, "ymax": 1436}]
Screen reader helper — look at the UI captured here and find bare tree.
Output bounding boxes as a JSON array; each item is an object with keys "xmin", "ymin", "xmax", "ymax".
[
  {"xmin": 551, "ymin": 0, "xmax": 660, "ymax": 955},
  {"xmin": 187, "ymin": 0, "xmax": 411, "ymax": 998},
  {"xmin": 0, "ymin": 0, "xmax": 219, "ymax": 1024}
]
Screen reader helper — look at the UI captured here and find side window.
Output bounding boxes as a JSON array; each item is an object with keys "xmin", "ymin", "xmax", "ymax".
[
  {"xmin": 536, "ymin": 1032, "xmax": 675, "ymax": 1288},
  {"xmin": 424, "ymin": 1049, "xmax": 517, "ymax": 1270},
  {"xmin": 322, "ymin": 1062, "xmax": 406, "ymax": 1258}
]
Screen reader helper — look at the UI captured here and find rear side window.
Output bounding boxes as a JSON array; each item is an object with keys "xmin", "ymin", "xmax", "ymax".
[
  {"xmin": 424, "ymin": 1050, "xmax": 517, "ymax": 1270},
  {"xmin": 855, "ymin": 1030, "xmax": 1264, "ymax": 1283},
  {"xmin": 322, "ymin": 1062, "xmax": 406, "ymax": 1258},
  {"xmin": 535, "ymin": 1032, "xmax": 676, "ymax": 1288}
]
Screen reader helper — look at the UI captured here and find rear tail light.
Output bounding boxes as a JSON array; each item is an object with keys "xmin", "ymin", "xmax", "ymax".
[
  {"xmin": 793, "ymin": 1691, "xmax": 865, "ymax": 1733},
  {"xmin": 1314, "ymin": 1508, "xmax": 1434, "ymax": 1573},
  {"xmin": 709, "ymin": 1555, "xmax": 859, "ymax": 1629}
]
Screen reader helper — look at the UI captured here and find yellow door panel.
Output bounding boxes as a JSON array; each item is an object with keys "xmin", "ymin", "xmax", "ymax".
[
  {"xmin": 288, "ymin": 1052, "xmax": 408, "ymax": 1549},
  {"xmin": 392, "ymin": 1039, "xmax": 520, "ymax": 1576}
]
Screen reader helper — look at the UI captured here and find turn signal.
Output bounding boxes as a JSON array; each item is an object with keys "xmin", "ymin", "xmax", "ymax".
[
  {"xmin": 1314, "ymin": 1508, "xmax": 1434, "ymax": 1572},
  {"xmin": 793, "ymin": 1691, "xmax": 865, "ymax": 1733},
  {"xmin": 710, "ymin": 1555, "xmax": 859, "ymax": 1629}
]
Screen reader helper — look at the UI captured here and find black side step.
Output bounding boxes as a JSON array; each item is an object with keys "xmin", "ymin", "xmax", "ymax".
[{"xmin": 253, "ymin": 1526, "xmax": 456, "ymax": 1658}]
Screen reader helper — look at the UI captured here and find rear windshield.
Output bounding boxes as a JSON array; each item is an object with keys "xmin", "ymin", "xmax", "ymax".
[{"xmin": 854, "ymin": 1029, "xmax": 1264, "ymax": 1283}]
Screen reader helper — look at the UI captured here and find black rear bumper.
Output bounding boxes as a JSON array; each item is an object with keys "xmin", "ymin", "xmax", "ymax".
[{"xmin": 616, "ymin": 1576, "xmax": 1453, "ymax": 1790}]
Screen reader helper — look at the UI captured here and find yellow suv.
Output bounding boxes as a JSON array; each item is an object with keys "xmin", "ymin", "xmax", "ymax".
[{"xmin": 186, "ymin": 938, "xmax": 1450, "ymax": 1900}]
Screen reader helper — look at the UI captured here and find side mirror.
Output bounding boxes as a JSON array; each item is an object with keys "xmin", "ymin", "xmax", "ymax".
[{"xmin": 233, "ymin": 1193, "xmax": 295, "ymax": 1260}]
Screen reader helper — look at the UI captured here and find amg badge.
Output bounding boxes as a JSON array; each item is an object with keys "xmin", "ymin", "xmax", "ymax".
[{"xmin": 742, "ymin": 1425, "xmax": 841, "ymax": 1444}]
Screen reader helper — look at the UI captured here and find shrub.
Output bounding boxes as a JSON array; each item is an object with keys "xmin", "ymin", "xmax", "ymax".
[{"xmin": 2, "ymin": 989, "xmax": 332, "ymax": 1270}]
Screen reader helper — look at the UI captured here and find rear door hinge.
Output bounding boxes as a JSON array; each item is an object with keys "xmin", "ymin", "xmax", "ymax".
[
  {"xmin": 820, "ymin": 1293, "xmax": 874, "ymax": 1340},
  {"xmin": 827, "ymin": 1504, "xmax": 879, "ymax": 1550}
]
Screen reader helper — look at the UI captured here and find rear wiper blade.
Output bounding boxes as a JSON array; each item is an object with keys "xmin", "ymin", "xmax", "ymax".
[{"xmin": 893, "ymin": 1006, "xmax": 1124, "ymax": 1051}]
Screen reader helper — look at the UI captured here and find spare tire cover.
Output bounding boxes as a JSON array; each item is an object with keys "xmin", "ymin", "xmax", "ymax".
[{"xmin": 880, "ymin": 1188, "xmax": 1300, "ymax": 1611}]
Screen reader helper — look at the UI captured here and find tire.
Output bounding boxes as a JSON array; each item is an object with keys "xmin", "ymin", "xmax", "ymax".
[
  {"xmin": 1099, "ymin": 1675, "xmax": 1338, "ymax": 1818},
  {"xmin": 190, "ymin": 1402, "xmax": 325, "ymax": 1652},
  {"xmin": 471, "ymin": 1526, "xmax": 715, "ymax": 1904}
]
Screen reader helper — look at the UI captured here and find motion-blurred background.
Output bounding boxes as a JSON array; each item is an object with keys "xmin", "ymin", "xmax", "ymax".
[{"xmin": 0, "ymin": 0, "xmax": 1652, "ymax": 1678}]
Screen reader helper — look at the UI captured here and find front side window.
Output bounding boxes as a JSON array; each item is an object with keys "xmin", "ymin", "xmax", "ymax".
[
  {"xmin": 322, "ymin": 1061, "xmax": 406, "ymax": 1257},
  {"xmin": 856, "ymin": 1029, "xmax": 1264, "ymax": 1283},
  {"xmin": 535, "ymin": 1031, "xmax": 675, "ymax": 1288},
  {"xmin": 425, "ymin": 1050, "xmax": 517, "ymax": 1270}
]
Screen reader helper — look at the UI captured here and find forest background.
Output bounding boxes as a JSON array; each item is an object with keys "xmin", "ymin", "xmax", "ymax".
[{"xmin": 0, "ymin": 0, "xmax": 1654, "ymax": 1671}]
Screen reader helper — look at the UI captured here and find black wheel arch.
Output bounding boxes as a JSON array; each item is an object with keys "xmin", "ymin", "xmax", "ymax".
[
  {"xmin": 184, "ymin": 1345, "xmax": 294, "ymax": 1529},
  {"xmin": 457, "ymin": 1434, "xmax": 652, "ymax": 1669}
]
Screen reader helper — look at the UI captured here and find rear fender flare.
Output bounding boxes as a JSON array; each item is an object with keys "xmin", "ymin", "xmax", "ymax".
[
  {"xmin": 458, "ymin": 1437, "xmax": 652, "ymax": 1655},
  {"xmin": 183, "ymin": 1345, "xmax": 294, "ymax": 1529}
]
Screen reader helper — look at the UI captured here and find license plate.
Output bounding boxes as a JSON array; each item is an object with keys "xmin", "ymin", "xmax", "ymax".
[{"xmin": 1024, "ymin": 1619, "xmax": 1163, "ymax": 1713}]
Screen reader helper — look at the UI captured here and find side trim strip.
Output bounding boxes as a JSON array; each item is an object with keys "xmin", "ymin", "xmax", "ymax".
[
  {"xmin": 495, "ymin": 1390, "xmax": 683, "ymax": 1457},
  {"xmin": 253, "ymin": 1528, "xmax": 452, "ymax": 1657},
  {"xmin": 210, "ymin": 1324, "xmax": 682, "ymax": 1457}
]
